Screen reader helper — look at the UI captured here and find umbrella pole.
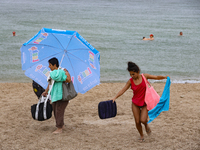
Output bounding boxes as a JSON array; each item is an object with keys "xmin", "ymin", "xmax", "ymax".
[
  {"xmin": 46, "ymin": 80, "xmax": 55, "ymax": 101},
  {"xmin": 59, "ymin": 53, "xmax": 66, "ymax": 68}
]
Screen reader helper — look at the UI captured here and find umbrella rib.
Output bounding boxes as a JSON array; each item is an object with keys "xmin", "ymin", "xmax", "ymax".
[
  {"xmin": 67, "ymin": 57, "xmax": 81, "ymax": 93},
  {"xmin": 27, "ymin": 51, "xmax": 65, "ymax": 70},
  {"xmin": 66, "ymin": 48, "xmax": 98, "ymax": 67},
  {"xmin": 64, "ymin": 50, "xmax": 99, "ymax": 93},
  {"xmin": 66, "ymin": 48, "xmax": 89, "ymax": 51},
  {"xmin": 27, "ymin": 43, "xmax": 64, "ymax": 52},
  {"xmin": 65, "ymin": 32, "xmax": 77, "ymax": 51},
  {"xmin": 51, "ymin": 33, "xmax": 66, "ymax": 50},
  {"xmin": 67, "ymin": 51, "xmax": 90, "ymax": 64},
  {"xmin": 63, "ymin": 52, "xmax": 84, "ymax": 93},
  {"xmin": 63, "ymin": 48, "xmax": 94, "ymax": 66}
]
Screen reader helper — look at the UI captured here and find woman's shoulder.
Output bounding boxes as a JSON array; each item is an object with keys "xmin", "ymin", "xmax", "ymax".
[
  {"xmin": 142, "ymin": 73, "xmax": 150, "ymax": 78},
  {"xmin": 128, "ymin": 78, "xmax": 133, "ymax": 85},
  {"xmin": 55, "ymin": 69, "xmax": 65, "ymax": 74},
  {"xmin": 50, "ymin": 69, "xmax": 57, "ymax": 75},
  {"xmin": 50, "ymin": 69, "xmax": 65, "ymax": 77},
  {"xmin": 129, "ymin": 77, "xmax": 134, "ymax": 83}
]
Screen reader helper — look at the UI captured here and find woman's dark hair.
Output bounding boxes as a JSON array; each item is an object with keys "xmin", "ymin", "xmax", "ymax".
[
  {"xmin": 127, "ymin": 61, "xmax": 140, "ymax": 73},
  {"xmin": 48, "ymin": 57, "xmax": 59, "ymax": 67}
]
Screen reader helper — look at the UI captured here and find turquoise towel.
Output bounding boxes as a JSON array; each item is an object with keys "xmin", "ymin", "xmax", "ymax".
[
  {"xmin": 148, "ymin": 77, "xmax": 171, "ymax": 124},
  {"xmin": 50, "ymin": 69, "xmax": 67, "ymax": 103}
]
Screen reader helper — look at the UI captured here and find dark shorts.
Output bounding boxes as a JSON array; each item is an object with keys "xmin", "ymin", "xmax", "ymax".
[
  {"xmin": 138, "ymin": 104, "xmax": 147, "ymax": 109},
  {"xmin": 132, "ymin": 102, "xmax": 147, "ymax": 109}
]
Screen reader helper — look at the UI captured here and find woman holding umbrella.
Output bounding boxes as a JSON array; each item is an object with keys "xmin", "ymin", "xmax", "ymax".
[{"xmin": 42, "ymin": 57, "xmax": 71, "ymax": 134}]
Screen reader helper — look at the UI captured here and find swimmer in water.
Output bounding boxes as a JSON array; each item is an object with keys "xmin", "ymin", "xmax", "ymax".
[
  {"xmin": 142, "ymin": 34, "xmax": 154, "ymax": 41},
  {"xmin": 142, "ymin": 37, "xmax": 148, "ymax": 40}
]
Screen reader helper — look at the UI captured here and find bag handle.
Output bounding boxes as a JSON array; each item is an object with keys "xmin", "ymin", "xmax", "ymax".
[
  {"xmin": 35, "ymin": 80, "xmax": 55, "ymax": 120},
  {"xmin": 141, "ymin": 74, "xmax": 152, "ymax": 88}
]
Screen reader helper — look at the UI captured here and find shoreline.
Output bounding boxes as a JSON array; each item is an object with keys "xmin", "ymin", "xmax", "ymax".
[
  {"xmin": 2, "ymin": 80, "xmax": 200, "ymax": 84},
  {"xmin": 1, "ymin": 77, "xmax": 200, "ymax": 84},
  {"xmin": 0, "ymin": 82, "xmax": 199, "ymax": 149}
]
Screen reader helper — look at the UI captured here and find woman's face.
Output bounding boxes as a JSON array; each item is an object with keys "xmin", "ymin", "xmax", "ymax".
[
  {"xmin": 49, "ymin": 63, "xmax": 56, "ymax": 71},
  {"xmin": 129, "ymin": 71, "xmax": 139, "ymax": 79}
]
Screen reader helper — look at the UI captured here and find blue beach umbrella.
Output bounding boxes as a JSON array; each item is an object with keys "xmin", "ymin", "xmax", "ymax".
[{"xmin": 20, "ymin": 28, "xmax": 100, "ymax": 94}]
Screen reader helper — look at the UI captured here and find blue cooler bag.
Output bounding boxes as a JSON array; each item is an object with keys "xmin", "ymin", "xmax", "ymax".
[{"xmin": 98, "ymin": 100, "xmax": 117, "ymax": 119}]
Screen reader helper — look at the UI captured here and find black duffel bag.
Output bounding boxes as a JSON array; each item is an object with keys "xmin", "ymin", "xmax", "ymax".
[
  {"xmin": 31, "ymin": 96, "xmax": 52, "ymax": 121},
  {"xmin": 98, "ymin": 100, "xmax": 117, "ymax": 119}
]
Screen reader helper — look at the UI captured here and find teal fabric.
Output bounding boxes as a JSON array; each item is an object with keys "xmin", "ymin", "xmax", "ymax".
[
  {"xmin": 50, "ymin": 69, "xmax": 67, "ymax": 103},
  {"xmin": 148, "ymin": 77, "xmax": 171, "ymax": 124}
]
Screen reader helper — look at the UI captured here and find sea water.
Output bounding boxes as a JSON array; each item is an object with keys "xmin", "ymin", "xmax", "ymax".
[{"xmin": 0, "ymin": 0, "xmax": 200, "ymax": 83}]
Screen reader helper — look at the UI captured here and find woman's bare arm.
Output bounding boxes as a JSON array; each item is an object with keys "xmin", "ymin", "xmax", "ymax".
[
  {"xmin": 63, "ymin": 69, "xmax": 71, "ymax": 83},
  {"xmin": 42, "ymin": 84, "xmax": 49, "ymax": 97},
  {"xmin": 112, "ymin": 80, "xmax": 131, "ymax": 102},
  {"xmin": 143, "ymin": 73, "xmax": 168, "ymax": 80}
]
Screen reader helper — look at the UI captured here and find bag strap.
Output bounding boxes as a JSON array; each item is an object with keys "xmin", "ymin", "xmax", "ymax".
[
  {"xmin": 141, "ymin": 74, "xmax": 152, "ymax": 88},
  {"xmin": 35, "ymin": 80, "xmax": 55, "ymax": 120},
  {"xmin": 35, "ymin": 97, "xmax": 43, "ymax": 120}
]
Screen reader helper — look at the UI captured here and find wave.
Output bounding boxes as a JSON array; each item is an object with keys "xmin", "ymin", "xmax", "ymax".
[
  {"xmin": 101, "ymin": 78, "xmax": 200, "ymax": 84},
  {"xmin": 151, "ymin": 79, "xmax": 200, "ymax": 84}
]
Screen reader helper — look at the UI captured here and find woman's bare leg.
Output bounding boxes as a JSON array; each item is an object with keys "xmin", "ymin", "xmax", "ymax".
[
  {"xmin": 132, "ymin": 103, "xmax": 144, "ymax": 140},
  {"xmin": 140, "ymin": 105, "xmax": 151, "ymax": 135}
]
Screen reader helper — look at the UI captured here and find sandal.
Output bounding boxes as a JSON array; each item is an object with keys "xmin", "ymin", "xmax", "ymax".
[
  {"xmin": 138, "ymin": 138, "xmax": 145, "ymax": 142},
  {"xmin": 146, "ymin": 128, "xmax": 151, "ymax": 136}
]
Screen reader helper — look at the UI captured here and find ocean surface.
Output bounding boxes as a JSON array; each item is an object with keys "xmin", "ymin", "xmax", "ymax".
[{"xmin": 0, "ymin": 0, "xmax": 200, "ymax": 83}]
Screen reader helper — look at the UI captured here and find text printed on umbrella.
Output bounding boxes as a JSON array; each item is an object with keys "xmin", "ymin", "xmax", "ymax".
[
  {"xmin": 35, "ymin": 64, "xmax": 50, "ymax": 78},
  {"xmin": 29, "ymin": 46, "xmax": 39, "ymax": 62},
  {"xmin": 83, "ymin": 79, "xmax": 98, "ymax": 92},
  {"xmin": 78, "ymin": 67, "xmax": 92, "ymax": 84},
  {"xmin": 33, "ymin": 33, "xmax": 48, "ymax": 44},
  {"xmin": 89, "ymin": 51, "xmax": 96, "ymax": 69}
]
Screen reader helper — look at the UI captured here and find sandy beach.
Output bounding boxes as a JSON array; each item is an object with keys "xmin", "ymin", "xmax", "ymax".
[{"xmin": 0, "ymin": 82, "xmax": 199, "ymax": 150}]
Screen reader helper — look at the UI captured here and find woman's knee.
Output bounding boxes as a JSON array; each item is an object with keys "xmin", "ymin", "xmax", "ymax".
[
  {"xmin": 140, "ymin": 118, "xmax": 147, "ymax": 124},
  {"xmin": 135, "ymin": 119, "xmax": 141, "ymax": 125}
]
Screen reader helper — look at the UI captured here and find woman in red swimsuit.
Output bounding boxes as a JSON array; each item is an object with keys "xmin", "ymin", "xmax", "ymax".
[{"xmin": 111, "ymin": 61, "xmax": 168, "ymax": 142}]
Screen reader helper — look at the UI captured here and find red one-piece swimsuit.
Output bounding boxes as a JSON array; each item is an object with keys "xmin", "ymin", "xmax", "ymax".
[{"xmin": 130, "ymin": 76, "xmax": 146, "ymax": 107}]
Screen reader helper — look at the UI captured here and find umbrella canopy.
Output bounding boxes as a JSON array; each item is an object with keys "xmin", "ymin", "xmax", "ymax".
[{"xmin": 21, "ymin": 28, "xmax": 100, "ymax": 94}]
